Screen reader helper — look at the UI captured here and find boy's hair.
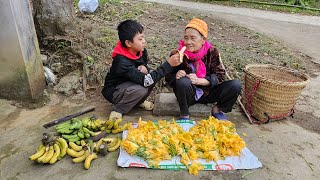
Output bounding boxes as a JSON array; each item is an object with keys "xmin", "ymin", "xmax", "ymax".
[{"xmin": 117, "ymin": 19, "xmax": 144, "ymax": 47}]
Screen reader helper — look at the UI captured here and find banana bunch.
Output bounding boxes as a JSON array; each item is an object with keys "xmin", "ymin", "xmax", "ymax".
[
  {"xmin": 62, "ymin": 126, "xmax": 96, "ymax": 144},
  {"xmin": 68, "ymin": 139, "xmax": 98, "ymax": 170},
  {"xmin": 82, "ymin": 115, "xmax": 104, "ymax": 131},
  {"xmin": 101, "ymin": 118, "xmax": 129, "ymax": 134},
  {"xmin": 95, "ymin": 137, "xmax": 122, "ymax": 154},
  {"xmin": 29, "ymin": 137, "xmax": 68, "ymax": 164},
  {"xmin": 56, "ymin": 118, "xmax": 83, "ymax": 134}
]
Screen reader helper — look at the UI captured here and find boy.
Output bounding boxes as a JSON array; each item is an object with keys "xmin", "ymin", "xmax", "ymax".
[{"xmin": 102, "ymin": 19, "xmax": 181, "ymax": 120}]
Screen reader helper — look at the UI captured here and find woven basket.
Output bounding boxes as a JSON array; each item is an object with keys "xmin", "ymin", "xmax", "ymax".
[{"xmin": 242, "ymin": 64, "xmax": 310, "ymax": 123}]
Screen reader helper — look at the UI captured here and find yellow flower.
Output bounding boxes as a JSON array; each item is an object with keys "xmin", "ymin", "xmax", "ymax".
[
  {"xmin": 188, "ymin": 162, "xmax": 204, "ymax": 175},
  {"xmin": 180, "ymin": 153, "xmax": 190, "ymax": 167},
  {"xmin": 121, "ymin": 141, "xmax": 139, "ymax": 155}
]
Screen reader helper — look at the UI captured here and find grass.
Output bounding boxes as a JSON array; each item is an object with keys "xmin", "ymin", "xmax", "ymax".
[
  {"xmin": 62, "ymin": 0, "xmax": 310, "ymax": 93},
  {"xmin": 191, "ymin": 0, "xmax": 320, "ymax": 15}
]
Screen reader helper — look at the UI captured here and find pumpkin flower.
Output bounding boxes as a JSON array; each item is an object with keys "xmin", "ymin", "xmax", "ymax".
[{"xmin": 188, "ymin": 162, "xmax": 204, "ymax": 175}]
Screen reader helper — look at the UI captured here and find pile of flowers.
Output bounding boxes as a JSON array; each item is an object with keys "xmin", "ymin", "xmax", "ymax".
[{"xmin": 121, "ymin": 116, "xmax": 246, "ymax": 175}]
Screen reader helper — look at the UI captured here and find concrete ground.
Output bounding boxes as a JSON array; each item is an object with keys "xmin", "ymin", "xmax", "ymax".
[{"xmin": 0, "ymin": 93, "xmax": 319, "ymax": 180}]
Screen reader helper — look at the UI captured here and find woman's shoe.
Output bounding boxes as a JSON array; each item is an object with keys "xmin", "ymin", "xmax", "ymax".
[{"xmin": 211, "ymin": 111, "xmax": 228, "ymax": 120}]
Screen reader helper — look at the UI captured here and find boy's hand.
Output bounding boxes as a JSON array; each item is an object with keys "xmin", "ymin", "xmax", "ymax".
[
  {"xmin": 138, "ymin": 65, "xmax": 148, "ymax": 74},
  {"xmin": 176, "ymin": 70, "xmax": 186, "ymax": 80},
  {"xmin": 167, "ymin": 53, "xmax": 181, "ymax": 67}
]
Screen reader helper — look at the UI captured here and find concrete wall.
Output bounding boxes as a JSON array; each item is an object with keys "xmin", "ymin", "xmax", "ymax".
[{"xmin": 0, "ymin": 0, "xmax": 45, "ymax": 100}]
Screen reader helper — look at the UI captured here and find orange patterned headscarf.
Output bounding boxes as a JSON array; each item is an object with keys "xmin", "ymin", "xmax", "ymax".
[{"xmin": 185, "ymin": 18, "xmax": 208, "ymax": 38}]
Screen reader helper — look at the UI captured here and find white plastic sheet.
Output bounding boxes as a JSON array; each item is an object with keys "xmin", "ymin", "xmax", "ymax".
[{"xmin": 117, "ymin": 120, "xmax": 263, "ymax": 171}]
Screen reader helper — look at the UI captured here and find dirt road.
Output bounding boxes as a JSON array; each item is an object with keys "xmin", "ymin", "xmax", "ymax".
[{"xmin": 143, "ymin": 0, "xmax": 320, "ymax": 64}]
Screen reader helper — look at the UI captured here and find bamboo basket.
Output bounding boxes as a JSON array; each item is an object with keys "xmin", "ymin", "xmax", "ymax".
[{"xmin": 242, "ymin": 64, "xmax": 310, "ymax": 123}]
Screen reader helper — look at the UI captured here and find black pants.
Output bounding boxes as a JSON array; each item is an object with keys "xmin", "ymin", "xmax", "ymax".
[
  {"xmin": 173, "ymin": 77, "xmax": 242, "ymax": 116},
  {"xmin": 112, "ymin": 81, "xmax": 154, "ymax": 114}
]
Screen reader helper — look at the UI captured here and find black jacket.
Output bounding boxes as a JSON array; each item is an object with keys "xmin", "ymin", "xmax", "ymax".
[{"xmin": 102, "ymin": 49, "xmax": 173, "ymax": 103}]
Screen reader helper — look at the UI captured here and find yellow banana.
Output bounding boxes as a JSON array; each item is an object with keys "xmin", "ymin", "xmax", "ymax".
[
  {"xmin": 106, "ymin": 121, "xmax": 114, "ymax": 130},
  {"xmin": 120, "ymin": 123, "xmax": 129, "ymax": 131},
  {"xmin": 36, "ymin": 146, "xmax": 50, "ymax": 163},
  {"xmin": 69, "ymin": 141, "xmax": 82, "ymax": 151},
  {"xmin": 95, "ymin": 139, "xmax": 104, "ymax": 152},
  {"xmin": 107, "ymin": 139, "xmax": 121, "ymax": 152},
  {"xmin": 111, "ymin": 128, "xmax": 122, "ymax": 134},
  {"xmin": 105, "ymin": 129, "xmax": 111, "ymax": 134},
  {"xmin": 112, "ymin": 119, "xmax": 122, "ymax": 130},
  {"xmin": 73, "ymin": 150, "xmax": 90, "ymax": 163},
  {"xmin": 41, "ymin": 145, "xmax": 54, "ymax": 163},
  {"xmin": 49, "ymin": 144, "xmax": 61, "ymax": 164},
  {"xmin": 37, "ymin": 144, "xmax": 44, "ymax": 152},
  {"xmin": 179, "ymin": 46, "xmax": 186, "ymax": 62},
  {"xmin": 80, "ymin": 140, "xmax": 86, "ymax": 146},
  {"xmin": 104, "ymin": 119, "xmax": 113, "ymax": 127},
  {"xmin": 91, "ymin": 121, "xmax": 97, "ymax": 130},
  {"xmin": 29, "ymin": 145, "xmax": 46, "ymax": 161},
  {"xmin": 93, "ymin": 131, "xmax": 102, "ymax": 136},
  {"xmin": 93, "ymin": 120, "xmax": 101, "ymax": 128},
  {"xmin": 57, "ymin": 138, "xmax": 68, "ymax": 157},
  {"xmin": 67, "ymin": 148, "xmax": 85, "ymax": 158},
  {"xmin": 102, "ymin": 137, "xmax": 115, "ymax": 143},
  {"xmin": 84, "ymin": 153, "xmax": 98, "ymax": 170}
]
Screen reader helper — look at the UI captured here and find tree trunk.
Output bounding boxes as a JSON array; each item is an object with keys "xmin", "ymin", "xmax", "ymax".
[{"xmin": 33, "ymin": 0, "xmax": 75, "ymax": 38}]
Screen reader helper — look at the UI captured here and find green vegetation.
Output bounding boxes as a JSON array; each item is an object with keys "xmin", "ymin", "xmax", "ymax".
[{"xmin": 62, "ymin": 0, "xmax": 309, "ymax": 91}]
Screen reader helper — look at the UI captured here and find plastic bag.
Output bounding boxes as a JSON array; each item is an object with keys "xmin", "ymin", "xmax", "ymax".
[
  {"xmin": 44, "ymin": 66, "xmax": 56, "ymax": 85},
  {"xmin": 78, "ymin": 0, "xmax": 99, "ymax": 13}
]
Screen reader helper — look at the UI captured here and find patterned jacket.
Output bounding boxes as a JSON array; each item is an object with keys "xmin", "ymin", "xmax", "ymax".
[{"xmin": 165, "ymin": 47, "xmax": 225, "ymax": 96}]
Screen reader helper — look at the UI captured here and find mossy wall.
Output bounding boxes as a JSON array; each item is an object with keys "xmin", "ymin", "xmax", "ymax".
[{"xmin": 0, "ymin": 0, "xmax": 45, "ymax": 100}]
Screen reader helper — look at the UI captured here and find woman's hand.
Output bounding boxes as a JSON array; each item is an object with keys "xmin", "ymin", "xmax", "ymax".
[
  {"xmin": 186, "ymin": 73, "xmax": 199, "ymax": 84},
  {"xmin": 186, "ymin": 73, "xmax": 210, "ymax": 86},
  {"xmin": 176, "ymin": 70, "xmax": 186, "ymax": 80},
  {"xmin": 137, "ymin": 65, "xmax": 148, "ymax": 74}
]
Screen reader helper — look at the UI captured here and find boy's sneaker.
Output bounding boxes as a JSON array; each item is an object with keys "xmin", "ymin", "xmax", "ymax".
[
  {"xmin": 139, "ymin": 101, "xmax": 154, "ymax": 111},
  {"xmin": 109, "ymin": 111, "xmax": 122, "ymax": 120}
]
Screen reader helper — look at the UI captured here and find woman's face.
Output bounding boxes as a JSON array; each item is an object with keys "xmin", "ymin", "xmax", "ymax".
[{"xmin": 183, "ymin": 28, "xmax": 205, "ymax": 53}]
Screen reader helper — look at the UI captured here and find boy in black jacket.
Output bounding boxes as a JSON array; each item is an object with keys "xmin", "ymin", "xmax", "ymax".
[{"xmin": 102, "ymin": 19, "xmax": 181, "ymax": 120}]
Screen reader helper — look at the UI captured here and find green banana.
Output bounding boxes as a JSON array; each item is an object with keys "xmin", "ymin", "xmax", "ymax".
[
  {"xmin": 56, "ymin": 121, "xmax": 71, "ymax": 129},
  {"xmin": 62, "ymin": 134, "xmax": 79, "ymax": 140},
  {"xmin": 77, "ymin": 130, "xmax": 85, "ymax": 139},
  {"xmin": 82, "ymin": 117, "xmax": 90, "ymax": 127},
  {"xmin": 68, "ymin": 136, "xmax": 81, "ymax": 142},
  {"xmin": 82, "ymin": 127, "xmax": 91, "ymax": 133},
  {"xmin": 69, "ymin": 119, "xmax": 81, "ymax": 130},
  {"xmin": 84, "ymin": 132, "xmax": 91, "ymax": 138}
]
